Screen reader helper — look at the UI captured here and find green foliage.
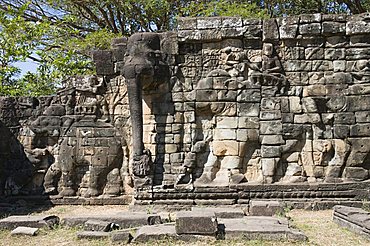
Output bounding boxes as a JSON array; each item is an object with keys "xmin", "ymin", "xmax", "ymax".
[
  {"xmin": 0, "ymin": 4, "xmax": 48, "ymax": 87},
  {"xmin": 181, "ymin": 0, "xmax": 268, "ymax": 19},
  {"xmin": 263, "ymin": 0, "xmax": 352, "ymax": 17}
]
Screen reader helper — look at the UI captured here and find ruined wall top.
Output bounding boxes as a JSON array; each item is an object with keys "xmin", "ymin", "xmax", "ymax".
[{"xmin": 177, "ymin": 13, "xmax": 370, "ymax": 42}]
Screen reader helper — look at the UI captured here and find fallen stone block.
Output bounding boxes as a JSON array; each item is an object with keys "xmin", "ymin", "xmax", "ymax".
[
  {"xmin": 111, "ymin": 229, "xmax": 133, "ymax": 243},
  {"xmin": 249, "ymin": 200, "xmax": 284, "ymax": 216},
  {"xmin": 11, "ymin": 226, "xmax": 39, "ymax": 236},
  {"xmin": 175, "ymin": 211, "xmax": 218, "ymax": 235},
  {"xmin": 191, "ymin": 207, "xmax": 245, "ymax": 218},
  {"xmin": 76, "ymin": 231, "xmax": 110, "ymax": 239},
  {"xmin": 84, "ymin": 220, "xmax": 119, "ymax": 232},
  {"xmin": 62, "ymin": 212, "xmax": 161, "ymax": 228},
  {"xmin": 333, "ymin": 205, "xmax": 370, "ymax": 239},
  {"xmin": 133, "ymin": 224, "xmax": 211, "ymax": 242},
  {"xmin": 0, "ymin": 215, "xmax": 60, "ymax": 230},
  {"xmin": 219, "ymin": 216, "xmax": 307, "ymax": 241}
]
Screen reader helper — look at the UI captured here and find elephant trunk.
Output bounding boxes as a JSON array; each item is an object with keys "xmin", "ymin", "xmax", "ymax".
[
  {"xmin": 123, "ymin": 63, "xmax": 153, "ymax": 177},
  {"xmin": 127, "ymin": 75, "xmax": 144, "ymax": 157}
]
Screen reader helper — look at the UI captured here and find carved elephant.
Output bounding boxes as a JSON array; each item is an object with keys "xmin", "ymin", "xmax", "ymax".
[{"xmin": 44, "ymin": 120, "xmax": 123, "ymax": 197}]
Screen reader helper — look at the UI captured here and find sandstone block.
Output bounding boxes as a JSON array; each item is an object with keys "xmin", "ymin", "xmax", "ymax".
[
  {"xmin": 77, "ymin": 231, "xmax": 110, "ymax": 239},
  {"xmin": 299, "ymin": 23, "xmax": 321, "ymax": 35},
  {"xmin": 260, "ymin": 111, "xmax": 281, "ymax": 120},
  {"xmin": 84, "ymin": 220, "xmax": 115, "ymax": 232},
  {"xmin": 261, "ymin": 158, "xmax": 277, "ymax": 176},
  {"xmin": 214, "ymin": 129, "xmax": 236, "ymax": 140},
  {"xmin": 0, "ymin": 215, "xmax": 59, "ymax": 230},
  {"xmin": 263, "ymin": 19, "xmax": 279, "ymax": 41},
  {"xmin": 216, "ymin": 116, "xmax": 238, "ymax": 128},
  {"xmin": 213, "ymin": 141, "xmax": 238, "ymax": 156},
  {"xmin": 238, "ymin": 117, "xmax": 259, "ymax": 129},
  {"xmin": 343, "ymin": 167, "xmax": 369, "ymax": 180},
  {"xmin": 238, "ymin": 103, "xmax": 260, "ymax": 117},
  {"xmin": 11, "ymin": 227, "xmax": 39, "ymax": 236},
  {"xmin": 191, "ymin": 207, "xmax": 244, "ymax": 218},
  {"xmin": 175, "ymin": 211, "xmax": 218, "ymax": 235},
  {"xmin": 249, "ymin": 200, "xmax": 284, "ymax": 216},
  {"xmin": 261, "ymin": 145, "xmax": 281, "ymax": 158},
  {"xmin": 322, "ymin": 22, "xmax": 345, "ymax": 35},
  {"xmin": 111, "ymin": 230, "xmax": 133, "ymax": 242},
  {"xmin": 260, "ymin": 121, "xmax": 283, "ymax": 135},
  {"xmin": 261, "ymin": 135, "xmax": 285, "ymax": 145}
]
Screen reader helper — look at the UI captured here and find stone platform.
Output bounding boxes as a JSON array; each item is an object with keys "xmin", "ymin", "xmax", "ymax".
[
  {"xmin": 333, "ymin": 205, "xmax": 370, "ymax": 239},
  {"xmin": 134, "ymin": 182, "xmax": 370, "ymax": 209}
]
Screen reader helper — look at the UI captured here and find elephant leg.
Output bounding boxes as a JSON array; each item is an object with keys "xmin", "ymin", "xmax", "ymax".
[
  {"xmin": 59, "ymin": 172, "xmax": 76, "ymax": 196},
  {"xmin": 58, "ymin": 157, "xmax": 76, "ymax": 196},
  {"xmin": 43, "ymin": 163, "xmax": 61, "ymax": 195},
  {"xmin": 84, "ymin": 166, "xmax": 101, "ymax": 198}
]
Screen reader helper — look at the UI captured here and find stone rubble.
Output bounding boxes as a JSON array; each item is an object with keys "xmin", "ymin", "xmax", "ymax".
[
  {"xmin": 333, "ymin": 205, "xmax": 370, "ymax": 239},
  {"xmin": 0, "ymin": 215, "xmax": 59, "ymax": 230},
  {"xmin": 0, "ymin": 207, "xmax": 307, "ymax": 243}
]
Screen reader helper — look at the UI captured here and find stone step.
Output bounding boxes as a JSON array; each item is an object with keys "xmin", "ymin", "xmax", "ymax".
[
  {"xmin": 0, "ymin": 215, "xmax": 60, "ymax": 230},
  {"xmin": 132, "ymin": 224, "xmax": 213, "ymax": 242},
  {"xmin": 218, "ymin": 217, "xmax": 307, "ymax": 241},
  {"xmin": 249, "ymin": 200, "xmax": 284, "ymax": 216},
  {"xmin": 191, "ymin": 207, "xmax": 245, "ymax": 218},
  {"xmin": 175, "ymin": 211, "xmax": 218, "ymax": 235},
  {"xmin": 333, "ymin": 205, "xmax": 370, "ymax": 238},
  {"xmin": 62, "ymin": 212, "xmax": 161, "ymax": 228}
]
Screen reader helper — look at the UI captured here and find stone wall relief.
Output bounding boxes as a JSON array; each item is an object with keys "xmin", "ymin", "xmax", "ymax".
[{"xmin": 39, "ymin": 76, "xmax": 128, "ymax": 197}]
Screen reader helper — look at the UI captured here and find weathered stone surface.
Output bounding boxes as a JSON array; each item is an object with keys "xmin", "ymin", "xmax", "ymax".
[
  {"xmin": 213, "ymin": 141, "xmax": 239, "ymax": 156},
  {"xmin": 11, "ymin": 227, "xmax": 39, "ymax": 236},
  {"xmin": 333, "ymin": 205, "xmax": 370, "ymax": 239},
  {"xmin": 0, "ymin": 215, "xmax": 59, "ymax": 230},
  {"xmin": 219, "ymin": 217, "xmax": 307, "ymax": 241},
  {"xmin": 84, "ymin": 220, "xmax": 117, "ymax": 232},
  {"xmin": 133, "ymin": 224, "xmax": 208, "ymax": 242},
  {"xmin": 77, "ymin": 231, "xmax": 110, "ymax": 239},
  {"xmin": 111, "ymin": 229, "xmax": 133, "ymax": 242},
  {"xmin": 249, "ymin": 200, "xmax": 284, "ymax": 216},
  {"xmin": 191, "ymin": 207, "xmax": 244, "ymax": 218},
  {"xmin": 62, "ymin": 213, "xmax": 161, "ymax": 228},
  {"xmin": 175, "ymin": 211, "xmax": 218, "ymax": 235}
]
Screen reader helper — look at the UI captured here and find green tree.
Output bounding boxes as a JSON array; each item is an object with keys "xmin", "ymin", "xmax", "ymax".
[{"xmin": 262, "ymin": 0, "xmax": 366, "ymax": 17}]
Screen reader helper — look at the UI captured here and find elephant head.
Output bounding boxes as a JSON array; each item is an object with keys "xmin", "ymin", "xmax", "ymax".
[{"xmin": 121, "ymin": 33, "xmax": 168, "ymax": 184}]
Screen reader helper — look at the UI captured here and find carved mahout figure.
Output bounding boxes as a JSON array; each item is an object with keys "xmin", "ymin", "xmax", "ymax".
[
  {"xmin": 43, "ymin": 76, "xmax": 125, "ymax": 197},
  {"xmin": 121, "ymin": 33, "xmax": 168, "ymax": 187}
]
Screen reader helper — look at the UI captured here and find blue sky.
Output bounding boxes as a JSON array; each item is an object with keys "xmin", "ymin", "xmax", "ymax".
[{"xmin": 15, "ymin": 59, "xmax": 39, "ymax": 76}]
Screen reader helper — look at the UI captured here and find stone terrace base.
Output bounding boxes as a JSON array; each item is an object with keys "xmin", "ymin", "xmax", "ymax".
[
  {"xmin": 0, "ymin": 195, "xmax": 132, "ymax": 208},
  {"xmin": 0, "ymin": 182, "xmax": 369, "ymax": 209},
  {"xmin": 134, "ymin": 182, "xmax": 370, "ymax": 210}
]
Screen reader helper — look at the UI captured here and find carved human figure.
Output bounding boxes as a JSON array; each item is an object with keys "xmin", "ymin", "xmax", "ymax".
[
  {"xmin": 75, "ymin": 75, "xmax": 110, "ymax": 122},
  {"xmin": 260, "ymin": 43, "xmax": 286, "ymax": 90}
]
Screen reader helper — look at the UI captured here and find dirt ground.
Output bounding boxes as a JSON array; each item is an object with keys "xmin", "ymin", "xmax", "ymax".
[{"xmin": 1, "ymin": 205, "xmax": 370, "ymax": 246}]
